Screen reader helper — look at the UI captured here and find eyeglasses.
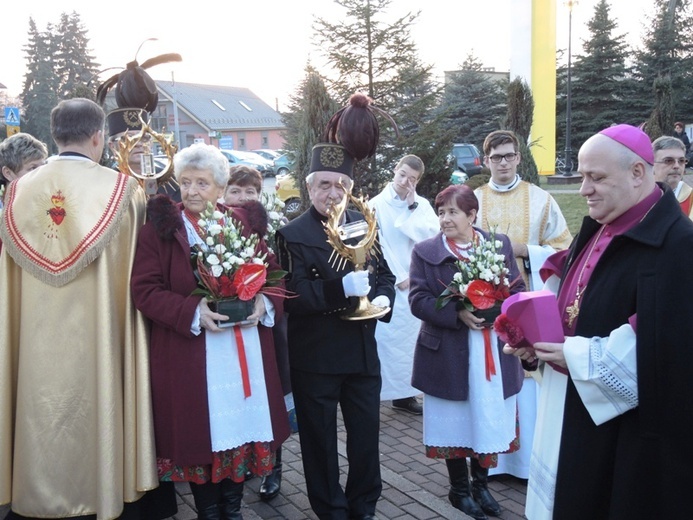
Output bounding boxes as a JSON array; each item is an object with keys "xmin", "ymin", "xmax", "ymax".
[
  {"xmin": 488, "ymin": 153, "xmax": 518, "ymax": 163},
  {"xmin": 655, "ymin": 157, "xmax": 686, "ymax": 166}
]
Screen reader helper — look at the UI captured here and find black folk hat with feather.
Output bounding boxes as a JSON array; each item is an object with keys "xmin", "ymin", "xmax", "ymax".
[
  {"xmin": 96, "ymin": 45, "xmax": 182, "ymax": 138},
  {"xmin": 309, "ymin": 92, "xmax": 397, "ymax": 178}
]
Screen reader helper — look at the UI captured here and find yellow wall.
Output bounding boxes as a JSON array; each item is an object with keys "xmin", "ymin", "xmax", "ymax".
[{"xmin": 531, "ymin": 0, "xmax": 557, "ymax": 175}]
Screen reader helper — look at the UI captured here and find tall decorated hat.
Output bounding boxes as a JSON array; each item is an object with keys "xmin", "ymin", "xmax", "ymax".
[
  {"xmin": 96, "ymin": 45, "xmax": 182, "ymax": 137},
  {"xmin": 309, "ymin": 92, "xmax": 397, "ymax": 177}
]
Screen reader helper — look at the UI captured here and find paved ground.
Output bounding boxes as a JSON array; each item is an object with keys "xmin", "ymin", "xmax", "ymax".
[
  {"xmin": 0, "ymin": 401, "xmax": 528, "ymax": 520},
  {"xmin": 169, "ymin": 401, "xmax": 528, "ymax": 520},
  {"xmin": 2, "ymin": 174, "xmax": 533, "ymax": 520}
]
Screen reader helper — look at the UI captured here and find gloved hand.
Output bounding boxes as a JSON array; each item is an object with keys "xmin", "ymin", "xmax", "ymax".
[
  {"xmin": 342, "ymin": 270, "xmax": 371, "ymax": 297},
  {"xmin": 371, "ymin": 295, "xmax": 390, "ymax": 308}
]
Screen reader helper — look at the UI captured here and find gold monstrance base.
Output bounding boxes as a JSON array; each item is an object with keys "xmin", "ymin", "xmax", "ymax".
[
  {"xmin": 342, "ymin": 296, "xmax": 390, "ymax": 321},
  {"xmin": 325, "ymin": 191, "xmax": 388, "ymax": 321}
]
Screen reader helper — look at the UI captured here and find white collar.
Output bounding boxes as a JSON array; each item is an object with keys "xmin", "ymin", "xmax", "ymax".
[
  {"xmin": 387, "ymin": 182, "xmax": 408, "ymax": 203},
  {"xmin": 488, "ymin": 174, "xmax": 521, "ymax": 192},
  {"xmin": 674, "ymin": 181, "xmax": 683, "ymax": 197}
]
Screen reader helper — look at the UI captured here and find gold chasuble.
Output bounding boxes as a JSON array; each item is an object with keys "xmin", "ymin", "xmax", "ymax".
[
  {"xmin": 0, "ymin": 158, "xmax": 157, "ymax": 519},
  {"xmin": 475, "ymin": 180, "xmax": 572, "ymax": 289}
]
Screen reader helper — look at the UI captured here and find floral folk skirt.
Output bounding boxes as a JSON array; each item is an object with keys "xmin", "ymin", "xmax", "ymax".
[
  {"xmin": 157, "ymin": 441, "xmax": 274, "ymax": 484},
  {"xmin": 425, "ymin": 415, "xmax": 520, "ymax": 469}
]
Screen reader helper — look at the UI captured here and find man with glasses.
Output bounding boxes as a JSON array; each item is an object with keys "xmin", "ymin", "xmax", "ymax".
[
  {"xmin": 473, "ymin": 130, "xmax": 572, "ymax": 481},
  {"xmin": 652, "ymin": 136, "xmax": 693, "ymax": 218}
]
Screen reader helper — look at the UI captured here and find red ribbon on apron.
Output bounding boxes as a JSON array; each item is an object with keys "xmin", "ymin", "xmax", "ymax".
[
  {"xmin": 233, "ymin": 325, "xmax": 252, "ymax": 398},
  {"xmin": 482, "ymin": 327, "xmax": 497, "ymax": 381}
]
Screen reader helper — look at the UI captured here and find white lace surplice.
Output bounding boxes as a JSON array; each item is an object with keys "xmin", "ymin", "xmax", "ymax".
[
  {"xmin": 205, "ymin": 326, "xmax": 273, "ymax": 452},
  {"xmin": 423, "ymin": 327, "xmax": 517, "ymax": 454}
]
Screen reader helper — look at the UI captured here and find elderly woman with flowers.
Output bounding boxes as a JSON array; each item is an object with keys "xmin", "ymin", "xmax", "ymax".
[
  {"xmin": 408, "ymin": 184, "xmax": 525, "ymax": 520},
  {"xmin": 131, "ymin": 143, "xmax": 289, "ymax": 520},
  {"xmin": 222, "ymin": 163, "xmax": 292, "ymax": 502}
]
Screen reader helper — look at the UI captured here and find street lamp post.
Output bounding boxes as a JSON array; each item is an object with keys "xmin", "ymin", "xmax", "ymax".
[
  {"xmin": 563, "ymin": 0, "xmax": 577, "ymax": 176},
  {"xmin": 171, "ymin": 71, "xmax": 181, "ymax": 148}
]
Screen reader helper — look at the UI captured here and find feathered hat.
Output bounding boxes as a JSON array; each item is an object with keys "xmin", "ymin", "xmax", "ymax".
[
  {"xmin": 96, "ymin": 44, "xmax": 182, "ymax": 137},
  {"xmin": 309, "ymin": 92, "xmax": 397, "ymax": 177}
]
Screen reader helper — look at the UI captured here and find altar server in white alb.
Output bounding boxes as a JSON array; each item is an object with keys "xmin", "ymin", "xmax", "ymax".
[
  {"xmin": 474, "ymin": 130, "xmax": 572, "ymax": 480},
  {"xmin": 369, "ymin": 155, "xmax": 438, "ymax": 415}
]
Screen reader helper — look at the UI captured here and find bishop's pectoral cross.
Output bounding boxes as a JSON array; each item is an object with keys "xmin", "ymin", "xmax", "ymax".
[{"xmin": 566, "ymin": 298, "xmax": 580, "ymax": 328}]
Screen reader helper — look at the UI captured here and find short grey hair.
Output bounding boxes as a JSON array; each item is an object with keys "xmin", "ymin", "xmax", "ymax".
[
  {"xmin": 306, "ymin": 171, "xmax": 354, "ymax": 191},
  {"xmin": 173, "ymin": 143, "xmax": 229, "ymax": 188},
  {"xmin": 653, "ymin": 135, "xmax": 686, "ymax": 154},
  {"xmin": 0, "ymin": 132, "xmax": 48, "ymax": 174}
]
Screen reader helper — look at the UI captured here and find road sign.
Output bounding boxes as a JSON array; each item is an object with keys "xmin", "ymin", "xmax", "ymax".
[
  {"xmin": 4, "ymin": 107, "xmax": 20, "ymax": 126},
  {"xmin": 6, "ymin": 125, "xmax": 20, "ymax": 136}
]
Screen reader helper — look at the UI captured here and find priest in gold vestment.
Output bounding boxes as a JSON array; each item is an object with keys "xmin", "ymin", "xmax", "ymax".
[
  {"xmin": 474, "ymin": 130, "xmax": 572, "ymax": 482},
  {"xmin": 474, "ymin": 130, "xmax": 572, "ymax": 292},
  {"xmin": 0, "ymin": 99, "xmax": 159, "ymax": 519}
]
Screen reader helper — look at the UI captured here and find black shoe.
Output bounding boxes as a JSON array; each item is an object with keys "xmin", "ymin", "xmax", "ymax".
[
  {"xmin": 470, "ymin": 458, "xmax": 501, "ymax": 517},
  {"xmin": 449, "ymin": 490, "xmax": 487, "ymax": 520},
  {"xmin": 258, "ymin": 463, "xmax": 282, "ymax": 501},
  {"xmin": 472, "ymin": 486, "xmax": 501, "ymax": 517},
  {"xmin": 392, "ymin": 397, "xmax": 422, "ymax": 415},
  {"xmin": 243, "ymin": 470, "xmax": 254, "ymax": 481}
]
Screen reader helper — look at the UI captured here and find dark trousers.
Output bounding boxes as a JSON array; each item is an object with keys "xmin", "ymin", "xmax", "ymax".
[{"xmin": 291, "ymin": 368, "xmax": 382, "ymax": 520}]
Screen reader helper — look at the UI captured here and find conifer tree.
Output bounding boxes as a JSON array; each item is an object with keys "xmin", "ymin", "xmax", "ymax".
[
  {"xmin": 439, "ymin": 53, "xmax": 507, "ymax": 151},
  {"xmin": 55, "ymin": 12, "xmax": 99, "ymax": 99},
  {"xmin": 281, "ymin": 67, "xmax": 340, "ymax": 216},
  {"xmin": 633, "ymin": 0, "xmax": 693, "ymax": 126},
  {"xmin": 569, "ymin": 0, "xmax": 633, "ymax": 148},
  {"xmin": 313, "ymin": 0, "xmax": 430, "ymax": 196},
  {"xmin": 21, "ymin": 18, "xmax": 59, "ymax": 153},
  {"xmin": 368, "ymin": 56, "xmax": 451, "ymax": 200},
  {"xmin": 313, "ymin": 0, "xmax": 419, "ymax": 104},
  {"xmin": 312, "ymin": 0, "xmax": 440, "ymax": 197},
  {"xmin": 504, "ymin": 77, "xmax": 539, "ymax": 185}
]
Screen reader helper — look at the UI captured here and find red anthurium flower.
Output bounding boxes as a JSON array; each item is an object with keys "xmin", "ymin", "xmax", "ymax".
[
  {"xmin": 466, "ymin": 280, "xmax": 496, "ymax": 309},
  {"xmin": 233, "ymin": 263, "xmax": 268, "ymax": 301},
  {"xmin": 219, "ymin": 275, "xmax": 237, "ymax": 298}
]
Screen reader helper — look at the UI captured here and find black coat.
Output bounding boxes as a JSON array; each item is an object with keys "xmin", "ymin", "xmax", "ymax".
[
  {"xmin": 553, "ymin": 186, "xmax": 693, "ymax": 519},
  {"xmin": 276, "ymin": 206, "xmax": 396, "ymax": 375}
]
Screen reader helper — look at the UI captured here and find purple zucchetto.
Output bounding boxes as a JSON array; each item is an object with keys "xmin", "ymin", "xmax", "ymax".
[{"xmin": 599, "ymin": 124, "xmax": 654, "ymax": 165}]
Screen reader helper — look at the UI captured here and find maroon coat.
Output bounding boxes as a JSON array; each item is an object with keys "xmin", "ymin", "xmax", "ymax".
[
  {"xmin": 131, "ymin": 195, "xmax": 289, "ymax": 466},
  {"xmin": 409, "ymin": 229, "xmax": 524, "ymax": 401}
]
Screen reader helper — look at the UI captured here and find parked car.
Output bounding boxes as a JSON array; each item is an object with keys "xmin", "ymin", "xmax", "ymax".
[
  {"xmin": 252, "ymin": 149, "xmax": 282, "ymax": 162},
  {"xmin": 273, "ymin": 153, "xmax": 296, "ymax": 176},
  {"xmin": 450, "ymin": 143, "xmax": 483, "ymax": 178},
  {"xmin": 219, "ymin": 149, "xmax": 274, "ymax": 177},
  {"xmin": 275, "ymin": 172, "xmax": 301, "ymax": 216},
  {"xmin": 449, "ymin": 169, "xmax": 469, "ymax": 185}
]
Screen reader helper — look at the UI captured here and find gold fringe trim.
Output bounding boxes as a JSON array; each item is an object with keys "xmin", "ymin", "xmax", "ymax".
[{"xmin": 1, "ymin": 179, "xmax": 139, "ymax": 288}]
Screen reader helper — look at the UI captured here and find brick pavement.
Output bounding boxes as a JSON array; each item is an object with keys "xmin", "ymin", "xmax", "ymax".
[
  {"xmin": 0, "ymin": 401, "xmax": 528, "ymax": 519},
  {"xmin": 170, "ymin": 401, "xmax": 528, "ymax": 520}
]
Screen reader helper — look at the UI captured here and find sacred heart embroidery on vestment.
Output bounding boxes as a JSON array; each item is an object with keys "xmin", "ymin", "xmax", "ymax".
[{"xmin": 47, "ymin": 191, "xmax": 66, "ymax": 225}]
